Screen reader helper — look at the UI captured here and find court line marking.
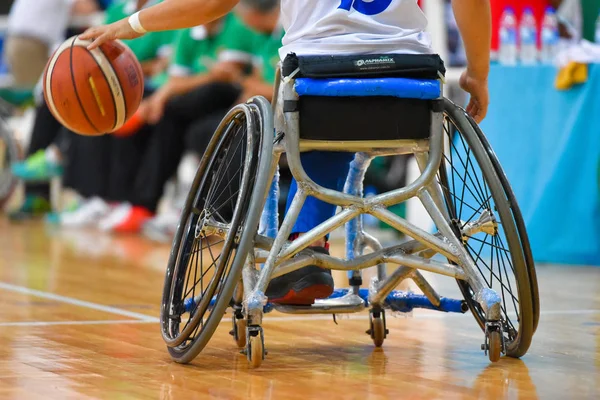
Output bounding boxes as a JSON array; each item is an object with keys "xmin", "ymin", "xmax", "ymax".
[
  {"xmin": 1, "ymin": 309, "xmax": 597, "ymax": 327},
  {"xmin": 0, "ymin": 320, "xmax": 157, "ymax": 327},
  {"xmin": 259, "ymin": 308, "xmax": 600, "ymax": 322},
  {"xmin": 1, "ymin": 281, "xmax": 597, "ymax": 327},
  {"xmin": 0, "ymin": 282, "xmax": 159, "ymax": 322}
]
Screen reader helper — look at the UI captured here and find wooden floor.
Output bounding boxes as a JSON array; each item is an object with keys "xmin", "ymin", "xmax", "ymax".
[{"xmin": 0, "ymin": 219, "xmax": 599, "ymax": 399}]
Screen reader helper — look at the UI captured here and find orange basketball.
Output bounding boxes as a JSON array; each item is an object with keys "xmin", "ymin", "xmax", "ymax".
[{"xmin": 43, "ymin": 36, "xmax": 144, "ymax": 136}]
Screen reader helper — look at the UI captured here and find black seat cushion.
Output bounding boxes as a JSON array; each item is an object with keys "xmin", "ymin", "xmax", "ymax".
[{"xmin": 282, "ymin": 53, "xmax": 445, "ymax": 80}]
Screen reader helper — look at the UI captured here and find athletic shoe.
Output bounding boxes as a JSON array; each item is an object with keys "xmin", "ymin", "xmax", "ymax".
[
  {"xmin": 58, "ymin": 197, "xmax": 110, "ymax": 227},
  {"xmin": 11, "ymin": 149, "xmax": 63, "ymax": 181},
  {"xmin": 265, "ymin": 247, "xmax": 334, "ymax": 305},
  {"xmin": 7, "ymin": 194, "xmax": 51, "ymax": 221},
  {"xmin": 111, "ymin": 205, "xmax": 154, "ymax": 234},
  {"xmin": 142, "ymin": 209, "xmax": 181, "ymax": 243},
  {"xmin": 97, "ymin": 202, "xmax": 133, "ymax": 232}
]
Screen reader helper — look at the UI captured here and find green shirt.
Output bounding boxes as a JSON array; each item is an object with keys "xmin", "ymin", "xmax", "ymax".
[
  {"xmin": 105, "ymin": 0, "xmax": 175, "ymax": 63},
  {"xmin": 581, "ymin": 0, "xmax": 600, "ymax": 42},
  {"xmin": 254, "ymin": 29, "xmax": 284, "ymax": 84},
  {"xmin": 170, "ymin": 13, "xmax": 267, "ymax": 76}
]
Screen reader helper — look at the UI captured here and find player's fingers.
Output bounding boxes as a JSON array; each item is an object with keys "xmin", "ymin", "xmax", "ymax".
[
  {"xmin": 78, "ymin": 28, "xmax": 98, "ymax": 41},
  {"xmin": 466, "ymin": 98, "xmax": 476, "ymax": 116},
  {"xmin": 87, "ymin": 32, "xmax": 111, "ymax": 50}
]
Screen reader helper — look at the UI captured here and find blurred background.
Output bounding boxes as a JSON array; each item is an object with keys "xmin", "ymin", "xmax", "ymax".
[{"xmin": 0, "ymin": 0, "xmax": 599, "ymax": 267}]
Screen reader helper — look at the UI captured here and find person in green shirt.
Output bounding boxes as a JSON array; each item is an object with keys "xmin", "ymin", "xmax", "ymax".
[
  {"xmin": 98, "ymin": 0, "xmax": 281, "ymax": 234},
  {"xmin": 139, "ymin": 11, "xmax": 267, "ymax": 124},
  {"xmin": 237, "ymin": 27, "xmax": 284, "ymax": 102},
  {"xmin": 554, "ymin": 0, "xmax": 600, "ymax": 41},
  {"xmin": 106, "ymin": 0, "xmax": 176, "ymax": 86},
  {"xmin": 9, "ymin": 0, "xmax": 179, "ymax": 221}
]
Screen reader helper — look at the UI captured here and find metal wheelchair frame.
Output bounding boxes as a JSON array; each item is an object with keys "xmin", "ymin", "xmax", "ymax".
[
  {"xmin": 204, "ymin": 71, "xmax": 505, "ymax": 366},
  {"xmin": 172, "ymin": 63, "xmax": 536, "ymax": 368}
]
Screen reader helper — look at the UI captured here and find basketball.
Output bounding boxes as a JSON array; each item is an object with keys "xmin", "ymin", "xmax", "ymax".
[{"xmin": 42, "ymin": 36, "xmax": 144, "ymax": 136}]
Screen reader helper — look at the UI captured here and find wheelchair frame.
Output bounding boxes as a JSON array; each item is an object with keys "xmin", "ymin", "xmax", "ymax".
[
  {"xmin": 231, "ymin": 72, "xmax": 501, "ymax": 364},
  {"xmin": 171, "ymin": 63, "xmax": 537, "ymax": 368}
]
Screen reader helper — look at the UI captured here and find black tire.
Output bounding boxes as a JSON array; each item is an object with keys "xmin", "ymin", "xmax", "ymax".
[
  {"xmin": 464, "ymin": 115, "xmax": 539, "ymax": 334},
  {"xmin": 0, "ymin": 118, "xmax": 19, "ymax": 209},
  {"xmin": 437, "ymin": 99, "xmax": 537, "ymax": 358},
  {"xmin": 160, "ymin": 98, "xmax": 273, "ymax": 364}
]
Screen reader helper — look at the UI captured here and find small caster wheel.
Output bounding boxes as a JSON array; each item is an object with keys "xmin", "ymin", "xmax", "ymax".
[
  {"xmin": 367, "ymin": 310, "xmax": 388, "ymax": 347},
  {"xmin": 246, "ymin": 326, "xmax": 265, "ymax": 368},
  {"xmin": 231, "ymin": 315, "xmax": 247, "ymax": 348},
  {"xmin": 371, "ymin": 318, "xmax": 386, "ymax": 347},
  {"xmin": 488, "ymin": 330, "xmax": 502, "ymax": 362}
]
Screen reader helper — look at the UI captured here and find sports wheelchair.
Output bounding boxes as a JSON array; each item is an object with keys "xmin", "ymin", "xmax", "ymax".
[{"xmin": 160, "ymin": 54, "xmax": 539, "ymax": 368}]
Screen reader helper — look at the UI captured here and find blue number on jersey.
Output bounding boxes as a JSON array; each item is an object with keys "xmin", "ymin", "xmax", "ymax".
[{"xmin": 339, "ymin": 0, "xmax": 394, "ymax": 16}]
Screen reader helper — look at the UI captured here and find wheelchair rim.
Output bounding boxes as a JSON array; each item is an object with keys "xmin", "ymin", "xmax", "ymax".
[
  {"xmin": 438, "ymin": 101, "xmax": 534, "ymax": 357},
  {"xmin": 464, "ymin": 114, "xmax": 539, "ymax": 334},
  {"xmin": 162, "ymin": 109, "xmax": 260, "ymax": 350}
]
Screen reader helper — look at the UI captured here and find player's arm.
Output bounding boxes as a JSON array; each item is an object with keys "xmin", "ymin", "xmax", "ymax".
[
  {"xmin": 451, "ymin": 0, "xmax": 491, "ymax": 122},
  {"xmin": 80, "ymin": 0, "xmax": 240, "ymax": 49}
]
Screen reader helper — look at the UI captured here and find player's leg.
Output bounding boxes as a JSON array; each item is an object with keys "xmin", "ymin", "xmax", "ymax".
[{"xmin": 266, "ymin": 151, "xmax": 354, "ymax": 304}]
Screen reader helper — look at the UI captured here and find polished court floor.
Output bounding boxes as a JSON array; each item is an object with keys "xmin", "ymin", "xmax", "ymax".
[{"xmin": 0, "ymin": 219, "xmax": 598, "ymax": 399}]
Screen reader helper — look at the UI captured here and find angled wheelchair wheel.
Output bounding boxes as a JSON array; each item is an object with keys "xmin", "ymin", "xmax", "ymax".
[
  {"xmin": 436, "ymin": 99, "xmax": 538, "ymax": 359},
  {"xmin": 0, "ymin": 118, "xmax": 19, "ymax": 209},
  {"xmin": 464, "ymin": 114, "xmax": 539, "ymax": 334},
  {"xmin": 160, "ymin": 98, "xmax": 273, "ymax": 364}
]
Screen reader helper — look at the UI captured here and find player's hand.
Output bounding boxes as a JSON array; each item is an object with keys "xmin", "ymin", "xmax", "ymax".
[
  {"xmin": 459, "ymin": 70, "xmax": 489, "ymax": 123},
  {"xmin": 80, "ymin": 19, "xmax": 144, "ymax": 50},
  {"xmin": 209, "ymin": 62, "xmax": 241, "ymax": 83},
  {"xmin": 143, "ymin": 92, "xmax": 169, "ymax": 125}
]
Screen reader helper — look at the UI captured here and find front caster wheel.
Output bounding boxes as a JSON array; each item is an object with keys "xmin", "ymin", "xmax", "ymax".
[
  {"xmin": 367, "ymin": 310, "xmax": 388, "ymax": 347},
  {"xmin": 246, "ymin": 326, "xmax": 265, "ymax": 368},
  {"xmin": 230, "ymin": 313, "xmax": 247, "ymax": 349},
  {"xmin": 488, "ymin": 330, "xmax": 502, "ymax": 362}
]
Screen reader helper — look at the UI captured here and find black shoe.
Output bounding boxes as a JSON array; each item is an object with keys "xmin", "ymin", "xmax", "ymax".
[{"xmin": 265, "ymin": 247, "xmax": 334, "ymax": 305}]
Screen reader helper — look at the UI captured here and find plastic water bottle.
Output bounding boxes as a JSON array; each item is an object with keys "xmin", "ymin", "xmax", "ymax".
[
  {"xmin": 541, "ymin": 7, "xmax": 559, "ymax": 63},
  {"xmin": 498, "ymin": 7, "xmax": 518, "ymax": 65},
  {"xmin": 595, "ymin": 12, "xmax": 600, "ymax": 43},
  {"xmin": 520, "ymin": 7, "xmax": 538, "ymax": 65}
]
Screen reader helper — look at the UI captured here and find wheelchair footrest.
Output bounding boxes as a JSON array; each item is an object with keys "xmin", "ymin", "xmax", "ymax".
[
  {"xmin": 272, "ymin": 293, "xmax": 365, "ymax": 315},
  {"xmin": 328, "ymin": 288, "xmax": 468, "ymax": 314},
  {"xmin": 189, "ymin": 289, "xmax": 467, "ymax": 315}
]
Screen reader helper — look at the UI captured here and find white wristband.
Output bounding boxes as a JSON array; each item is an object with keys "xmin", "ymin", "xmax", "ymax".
[{"xmin": 128, "ymin": 12, "xmax": 147, "ymax": 34}]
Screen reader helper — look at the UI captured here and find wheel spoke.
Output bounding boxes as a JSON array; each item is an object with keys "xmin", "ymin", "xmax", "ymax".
[
  {"xmin": 451, "ymin": 124, "xmax": 490, "ymax": 204},
  {"xmin": 466, "ymin": 243, "xmax": 520, "ymax": 304},
  {"xmin": 443, "ymin": 154, "xmax": 490, "ymax": 216}
]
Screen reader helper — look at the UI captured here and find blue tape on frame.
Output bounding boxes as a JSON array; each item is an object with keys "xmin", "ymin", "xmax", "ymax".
[{"xmin": 294, "ymin": 78, "xmax": 441, "ymax": 100}]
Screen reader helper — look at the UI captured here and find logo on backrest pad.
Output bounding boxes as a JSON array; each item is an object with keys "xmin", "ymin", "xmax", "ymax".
[
  {"xmin": 355, "ymin": 57, "xmax": 396, "ymax": 69},
  {"xmin": 339, "ymin": 0, "xmax": 394, "ymax": 16}
]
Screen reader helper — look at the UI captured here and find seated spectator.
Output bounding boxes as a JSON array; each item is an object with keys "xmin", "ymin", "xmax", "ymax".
[
  {"xmin": 101, "ymin": 1, "xmax": 280, "ymax": 234},
  {"xmin": 551, "ymin": 0, "xmax": 600, "ymax": 41},
  {"xmin": 9, "ymin": 0, "xmax": 175, "ymax": 221},
  {"xmin": 143, "ymin": 0, "xmax": 283, "ymax": 240}
]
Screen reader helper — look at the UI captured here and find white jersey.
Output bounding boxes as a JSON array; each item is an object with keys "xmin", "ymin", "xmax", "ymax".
[{"xmin": 280, "ymin": 0, "xmax": 432, "ymax": 58}]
